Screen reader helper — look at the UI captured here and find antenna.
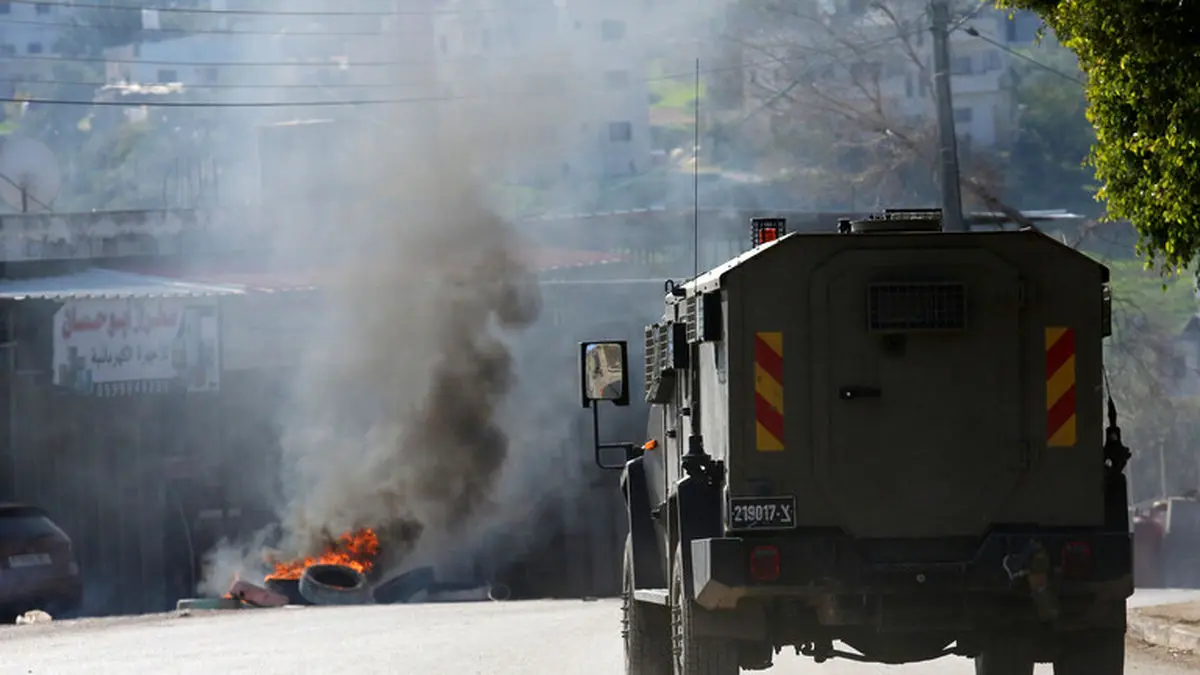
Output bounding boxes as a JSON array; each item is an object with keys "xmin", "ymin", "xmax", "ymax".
[
  {"xmin": 0, "ymin": 137, "xmax": 61, "ymax": 214},
  {"xmin": 692, "ymin": 57, "xmax": 700, "ymax": 278}
]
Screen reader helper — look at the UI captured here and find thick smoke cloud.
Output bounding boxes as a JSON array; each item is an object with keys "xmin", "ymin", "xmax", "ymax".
[
  {"xmin": 197, "ymin": 0, "xmax": 727, "ymax": 594},
  {"xmin": 200, "ymin": 59, "xmax": 565, "ymax": 592}
]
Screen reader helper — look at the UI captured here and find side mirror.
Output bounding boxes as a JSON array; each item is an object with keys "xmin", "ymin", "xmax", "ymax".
[
  {"xmin": 578, "ymin": 339, "xmax": 636, "ymax": 470},
  {"xmin": 579, "ymin": 340, "xmax": 630, "ymax": 408}
]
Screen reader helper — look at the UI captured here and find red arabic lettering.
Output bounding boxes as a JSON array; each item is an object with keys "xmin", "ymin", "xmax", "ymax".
[{"xmin": 60, "ymin": 307, "xmax": 108, "ymax": 340}]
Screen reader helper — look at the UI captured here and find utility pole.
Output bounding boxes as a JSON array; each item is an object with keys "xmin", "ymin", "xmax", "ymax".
[{"xmin": 929, "ymin": 0, "xmax": 965, "ymax": 232}]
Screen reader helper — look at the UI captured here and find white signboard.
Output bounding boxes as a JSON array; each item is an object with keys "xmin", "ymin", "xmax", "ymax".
[{"xmin": 53, "ymin": 297, "xmax": 220, "ymax": 394}]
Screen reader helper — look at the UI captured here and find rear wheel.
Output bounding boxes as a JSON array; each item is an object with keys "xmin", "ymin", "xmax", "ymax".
[
  {"xmin": 623, "ymin": 536, "xmax": 671, "ymax": 675},
  {"xmin": 1053, "ymin": 629, "xmax": 1125, "ymax": 675},
  {"xmin": 670, "ymin": 544, "xmax": 738, "ymax": 675}
]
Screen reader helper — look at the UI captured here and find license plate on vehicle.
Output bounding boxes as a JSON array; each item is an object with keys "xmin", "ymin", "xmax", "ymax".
[
  {"xmin": 8, "ymin": 553, "xmax": 52, "ymax": 568},
  {"xmin": 729, "ymin": 496, "xmax": 797, "ymax": 530}
]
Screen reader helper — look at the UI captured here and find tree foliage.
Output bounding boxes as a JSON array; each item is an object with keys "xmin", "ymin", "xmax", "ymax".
[{"xmin": 996, "ymin": 0, "xmax": 1200, "ymax": 271}]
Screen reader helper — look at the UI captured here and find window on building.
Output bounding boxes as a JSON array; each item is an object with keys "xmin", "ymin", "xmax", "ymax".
[
  {"xmin": 157, "ymin": 68, "xmax": 179, "ymax": 83},
  {"xmin": 481, "ymin": 30, "xmax": 490, "ymax": 50},
  {"xmin": 953, "ymin": 107, "xmax": 973, "ymax": 124},
  {"xmin": 603, "ymin": 70, "xmax": 629, "ymax": 89},
  {"xmin": 1005, "ymin": 18, "xmax": 1017, "ymax": 42},
  {"xmin": 199, "ymin": 67, "xmax": 219, "ymax": 83},
  {"xmin": 439, "ymin": 35, "xmax": 448, "ymax": 54},
  {"xmin": 983, "ymin": 50, "xmax": 1002, "ymax": 71},
  {"xmin": 919, "ymin": 75, "xmax": 928, "ymax": 98},
  {"xmin": 950, "ymin": 56, "xmax": 972, "ymax": 75},
  {"xmin": 35, "ymin": 2, "xmax": 50, "ymax": 13},
  {"xmin": 608, "ymin": 121, "xmax": 633, "ymax": 143},
  {"xmin": 0, "ymin": 2, "xmax": 11, "ymax": 13},
  {"xmin": 600, "ymin": 19, "xmax": 626, "ymax": 41},
  {"xmin": 849, "ymin": 61, "xmax": 881, "ymax": 82},
  {"xmin": 26, "ymin": 42, "xmax": 42, "ymax": 54},
  {"xmin": 574, "ymin": 20, "xmax": 582, "ymax": 30},
  {"xmin": 905, "ymin": 74, "xmax": 913, "ymax": 98},
  {"xmin": 0, "ymin": 44, "xmax": 14, "ymax": 56}
]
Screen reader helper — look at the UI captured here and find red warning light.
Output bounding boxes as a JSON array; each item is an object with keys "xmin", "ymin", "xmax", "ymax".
[{"xmin": 751, "ymin": 217, "xmax": 787, "ymax": 247}]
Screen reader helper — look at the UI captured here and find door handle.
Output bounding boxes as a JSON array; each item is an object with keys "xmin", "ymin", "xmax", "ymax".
[{"xmin": 839, "ymin": 385, "xmax": 882, "ymax": 400}]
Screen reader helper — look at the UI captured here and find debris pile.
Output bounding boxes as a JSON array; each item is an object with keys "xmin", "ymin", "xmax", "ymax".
[{"xmin": 178, "ymin": 526, "xmax": 510, "ymax": 611}]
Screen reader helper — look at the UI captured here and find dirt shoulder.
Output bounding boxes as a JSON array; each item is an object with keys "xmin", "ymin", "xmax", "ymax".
[{"xmin": 1134, "ymin": 601, "xmax": 1200, "ymax": 626}]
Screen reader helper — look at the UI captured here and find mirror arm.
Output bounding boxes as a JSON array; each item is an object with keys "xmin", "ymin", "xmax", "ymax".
[{"xmin": 590, "ymin": 404, "xmax": 639, "ymax": 470}]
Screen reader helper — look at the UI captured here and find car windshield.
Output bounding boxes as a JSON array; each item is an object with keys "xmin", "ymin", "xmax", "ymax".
[{"xmin": 0, "ymin": 511, "xmax": 64, "ymax": 541}]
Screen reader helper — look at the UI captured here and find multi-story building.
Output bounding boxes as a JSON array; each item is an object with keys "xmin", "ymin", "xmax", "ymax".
[
  {"xmin": 96, "ymin": 0, "xmax": 440, "ymax": 207},
  {"xmin": 0, "ymin": 0, "xmax": 72, "ymax": 86},
  {"xmin": 707, "ymin": 0, "xmax": 1046, "ymax": 151},
  {"xmin": 432, "ymin": 0, "xmax": 654, "ymax": 183}
]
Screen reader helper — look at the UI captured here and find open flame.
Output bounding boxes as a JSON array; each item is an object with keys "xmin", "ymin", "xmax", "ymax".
[{"xmin": 264, "ymin": 528, "xmax": 381, "ymax": 581}]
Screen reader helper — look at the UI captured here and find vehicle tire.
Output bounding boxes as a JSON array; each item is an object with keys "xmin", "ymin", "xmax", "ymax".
[
  {"xmin": 623, "ymin": 536, "xmax": 671, "ymax": 675},
  {"xmin": 1053, "ymin": 628, "xmax": 1125, "ymax": 675},
  {"xmin": 670, "ymin": 543, "xmax": 738, "ymax": 675},
  {"xmin": 372, "ymin": 566, "xmax": 435, "ymax": 604},
  {"xmin": 265, "ymin": 578, "xmax": 310, "ymax": 606},
  {"xmin": 298, "ymin": 564, "xmax": 372, "ymax": 606},
  {"xmin": 974, "ymin": 649, "xmax": 1034, "ymax": 675}
]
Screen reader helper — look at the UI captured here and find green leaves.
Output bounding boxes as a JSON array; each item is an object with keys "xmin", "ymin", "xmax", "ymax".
[{"xmin": 997, "ymin": 0, "xmax": 1200, "ymax": 272}]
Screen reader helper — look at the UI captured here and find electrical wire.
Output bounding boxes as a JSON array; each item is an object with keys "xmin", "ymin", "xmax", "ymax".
[
  {"xmin": 3, "ymin": 0, "xmax": 542, "ymax": 17},
  {"xmin": 0, "ymin": 16, "xmax": 399, "ymax": 37},
  {"xmin": 0, "ymin": 57, "xmax": 809, "ymax": 108},
  {"xmin": 963, "ymin": 25, "xmax": 1086, "ymax": 85},
  {"xmin": 7, "ymin": 52, "xmax": 403, "ymax": 67},
  {"xmin": 0, "ymin": 78, "xmax": 404, "ymax": 90}
]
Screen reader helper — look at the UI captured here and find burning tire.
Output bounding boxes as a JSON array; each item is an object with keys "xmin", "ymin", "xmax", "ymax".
[
  {"xmin": 265, "ymin": 578, "xmax": 310, "ymax": 606},
  {"xmin": 372, "ymin": 566, "xmax": 435, "ymax": 604},
  {"xmin": 298, "ymin": 564, "xmax": 372, "ymax": 606}
]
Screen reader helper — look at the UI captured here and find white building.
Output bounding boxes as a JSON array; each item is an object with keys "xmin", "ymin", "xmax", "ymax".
[
  {"xmin": 432, "ymin": 0, "xmax": 654, "ymax": 182},
  {"xmin": 0, "ymin": 0, "xmax": 72, "ymax": 86},
  {"xmin": 708, "ymin": 1, "xmax": 1046, "ymax": 151}
]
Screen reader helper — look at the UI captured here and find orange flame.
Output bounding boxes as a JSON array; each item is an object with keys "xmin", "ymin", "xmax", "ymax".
[{"xmin": 264, "ymin": 528, "xmax": 381, "ymax": 582}]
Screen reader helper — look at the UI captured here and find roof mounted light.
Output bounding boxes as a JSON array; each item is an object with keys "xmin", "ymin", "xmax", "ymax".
[{"xmin": 751, "ymin": 217, "xmax": 786, "ymax": 247}]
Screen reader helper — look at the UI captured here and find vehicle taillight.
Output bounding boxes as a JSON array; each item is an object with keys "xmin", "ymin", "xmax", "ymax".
[
  {"xmin": 749, "ymin": 545, "xmax": 780, "ymax": 582},
  {"xmin": 1061, "ymin": 541, "xmax": 1092, "ymax": 580}
]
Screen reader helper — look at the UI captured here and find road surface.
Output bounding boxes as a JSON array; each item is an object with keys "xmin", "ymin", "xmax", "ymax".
[{"xmin": 0, "ymin": 592, "xmax": 1196, "ymax": 675}]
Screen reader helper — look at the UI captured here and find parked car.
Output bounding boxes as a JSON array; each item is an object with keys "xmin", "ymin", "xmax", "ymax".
[{"xmin": 0, "ymin": 503, "xmax": 82, "ymax": 622}]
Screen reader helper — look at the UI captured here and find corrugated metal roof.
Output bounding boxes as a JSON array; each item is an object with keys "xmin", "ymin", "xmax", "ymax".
[
  {"xmin": 0, "ymin": 268, "xmax": 246, "ymax": 301},
  {"xmin": 109, "ymin": 247, "xmax": 626, "ymax": 294}
]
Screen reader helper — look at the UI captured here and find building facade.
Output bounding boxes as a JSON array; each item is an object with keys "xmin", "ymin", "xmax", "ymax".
[
  {"xmin": 432, "ymin": 0, "xmax": 654, "ymax": 183},
  {"xmin": 0, "ymin": 0, "xmax": 70, "ymax": 87},
  {"xmin": 706, "ymin": 0, "xmax": 1046, "ymax": 151}
]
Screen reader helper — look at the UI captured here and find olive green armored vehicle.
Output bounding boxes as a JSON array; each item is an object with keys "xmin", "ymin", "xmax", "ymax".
[{"xmin": 579, "ymin": 209, "xmax": 1133, "ymax": 675}]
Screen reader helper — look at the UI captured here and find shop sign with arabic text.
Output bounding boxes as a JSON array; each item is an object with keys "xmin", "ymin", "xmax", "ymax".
[{"xmin": 52, "ymin": 297, "xmax": 220, "ymax": 392}]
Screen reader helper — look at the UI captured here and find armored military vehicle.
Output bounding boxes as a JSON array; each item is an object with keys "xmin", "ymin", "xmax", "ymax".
[{"xmin": 579, "ymin": 209, "xmax": 1133, "ymax": 675}]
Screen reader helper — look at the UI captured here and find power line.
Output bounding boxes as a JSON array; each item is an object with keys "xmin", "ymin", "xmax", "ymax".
[
  {"xmin": 1, "ymin": 78, "xmax": 406, "ymax": 90},
  {"xmin": 1, "ymin": 16, "xmax": 393, "ymax": 37},
  {"xmin": 963, "ymin": 26, "xmax": 1086, "ymax": 85},
  {"xmin": 4, "ymin": 0, "xmax": 542, "ymax": 16},
  {"xmin": 6, "ymin": 52, "xmax": 402, "ymax": 67},
  {"xmin": 0, "ymin": 93, "xmax": 441, "ymax": 107},
  {"xmin": 0, "ymin": 58, "xmax": 797, "ymax": 108},
  {"xmin": 5, "ymin": 0, "xmax": 399, "ymax": 16}
]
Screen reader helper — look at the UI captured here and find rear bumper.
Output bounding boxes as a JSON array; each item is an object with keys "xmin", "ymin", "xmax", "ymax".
[
  {"xmin": 0, "ymin": 574, "xmax": 83, "ymax": 612},
  {"xmin": 690, "ymin": 532, "xmax": 1132, "ymax": 628}
]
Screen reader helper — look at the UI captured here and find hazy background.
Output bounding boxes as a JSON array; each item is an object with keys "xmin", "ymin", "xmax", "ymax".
[{"xmin": 3, "ymin": 0, "xmax": 1199, "ymax": 606}]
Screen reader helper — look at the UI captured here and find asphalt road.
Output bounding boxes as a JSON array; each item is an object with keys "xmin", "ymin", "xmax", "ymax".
[{"xmin": 0, "ymin": 592, "xmax": 1196, "ymax": 675}]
